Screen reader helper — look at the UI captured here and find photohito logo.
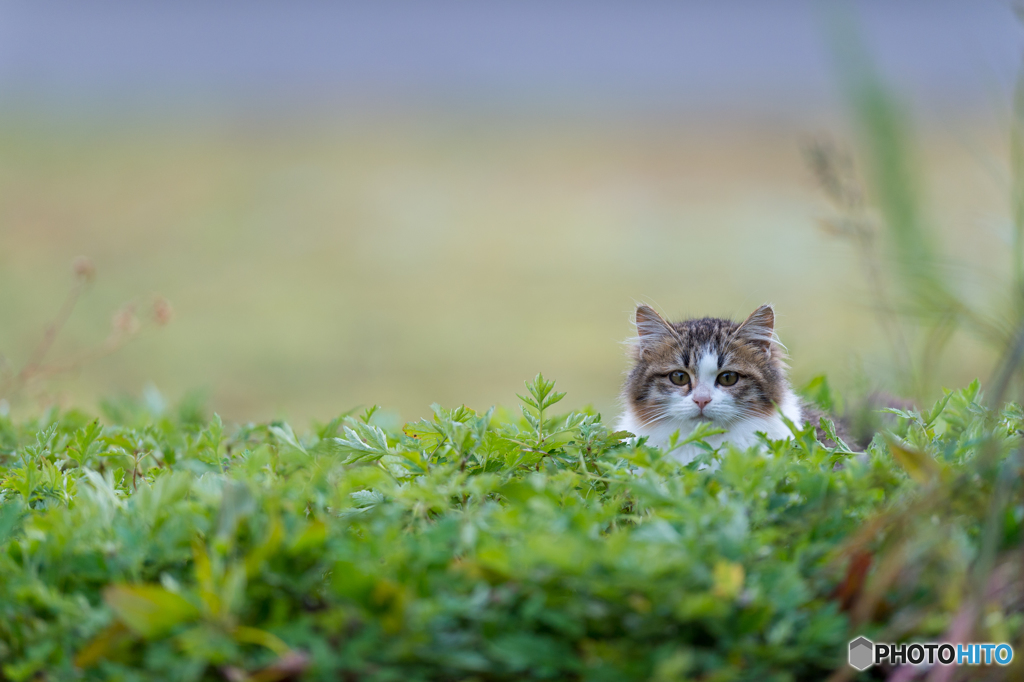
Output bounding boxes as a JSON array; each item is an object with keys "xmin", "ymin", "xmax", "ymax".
[
  {"xmin": 848, "ymin": 637, "xmax": 874, "ymax": 671},
  {"xmin": 849, "ymin": 637, "xmax": 1013, "ymax": 670}
]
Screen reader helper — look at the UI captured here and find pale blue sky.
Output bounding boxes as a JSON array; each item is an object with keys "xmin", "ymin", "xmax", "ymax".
[{"xmin": 0, "ymin": 1, "xmax": 1018, "ymax": 118}]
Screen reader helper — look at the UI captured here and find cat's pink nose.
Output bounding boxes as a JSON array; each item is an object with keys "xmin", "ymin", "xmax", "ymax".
[{"xmin": 693, "ymin": 395, "xmax": 712, "ymax": 410}]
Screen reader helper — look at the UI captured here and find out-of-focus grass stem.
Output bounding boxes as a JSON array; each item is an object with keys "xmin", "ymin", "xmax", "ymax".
[
  {"xmin": 823, "ymin": 11, "xmax": 1024, "ymax": 667},
  {"xmin": 1011, "ymin": 66, "xmax": 1024, "ymax": 294},
  {"xmin": 829, "ymin": 6, "xmax": 1013, "ymax": 402}
]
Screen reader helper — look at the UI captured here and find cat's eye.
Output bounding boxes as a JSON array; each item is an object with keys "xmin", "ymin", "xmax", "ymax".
[
  {"xmin": 717, "ymin": 371, "xmax": 739, "ymax": 386},
  {"xmin": 668, "ymin": 370, "xmax": 690, "ymax": 386}
]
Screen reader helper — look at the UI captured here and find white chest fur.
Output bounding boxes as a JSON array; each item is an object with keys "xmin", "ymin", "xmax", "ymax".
[{"xmin": 617, "ymin": 388, "xmax": 804, "ymax": 465}]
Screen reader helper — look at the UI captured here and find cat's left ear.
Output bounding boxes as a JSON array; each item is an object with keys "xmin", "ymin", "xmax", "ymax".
[{"xmin": 735, "ymin": 304, "xmax": 775, "ymax": 356}]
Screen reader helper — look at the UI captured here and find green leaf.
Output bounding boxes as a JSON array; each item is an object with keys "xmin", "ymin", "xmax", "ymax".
[
  {"xmin": 801, "ymin": 375, "xmax": 838, "ymax": 413},
  {"xmin": 885, "ymin": 434, "xmax": 940, "ymax": 484},
  {"xmin": 0, "ymin": 500, "xmax": 24, "ymax": 544},
  {"xmin": 403, "ymin": 419, "xmax": 445, "ymax": 449},
  {"xmin": 68, "ymin": 418, "xmax": 104, "ymax": 464},
  {"xmin": 924, "ymin": 390, "xmax": 954, "ymax": 427},
  {"xmin": 269, "ymin": 422, "xmax": 306, "ymax": 454},
  {"xmin": 103, "ymin": 584, "xmax": 200, "ymax": 638}
]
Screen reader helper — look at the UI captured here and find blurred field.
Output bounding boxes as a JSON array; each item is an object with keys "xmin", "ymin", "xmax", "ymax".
[{"xmin": 0, "ymin": 111, "xmax": 1012, "ymax": 424}]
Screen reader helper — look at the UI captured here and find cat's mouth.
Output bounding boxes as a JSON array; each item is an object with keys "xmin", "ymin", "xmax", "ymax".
[{"xmin": 694, "ymin": 414, "xmax": 714, "ymax": 423}]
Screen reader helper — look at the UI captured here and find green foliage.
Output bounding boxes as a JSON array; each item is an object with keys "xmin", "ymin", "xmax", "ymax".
[{"xmin": 0, "ymin": 379, "xmax": 1022, "ymax": 681}]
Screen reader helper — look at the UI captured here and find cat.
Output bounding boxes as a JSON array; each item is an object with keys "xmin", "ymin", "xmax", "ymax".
[{"xmin": 617, "ymin": 303, "xmax": 827, "ymax": 464}]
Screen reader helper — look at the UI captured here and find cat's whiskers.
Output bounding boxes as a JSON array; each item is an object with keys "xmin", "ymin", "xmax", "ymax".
[
  {"xmin": 635, "ymin": 406, "xmax": 674, "ymax": 429},
  {"xmin": 715, "ymin": 405, "xmax": 763, "ymax": 424}
]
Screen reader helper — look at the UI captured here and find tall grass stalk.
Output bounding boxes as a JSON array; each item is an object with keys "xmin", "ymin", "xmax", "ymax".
[{"xmin": 818, "ymin": 13, "xmax": 1024, "ymax": 678}]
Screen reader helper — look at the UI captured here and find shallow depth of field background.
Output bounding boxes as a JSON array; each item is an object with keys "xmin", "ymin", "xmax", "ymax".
[{"xmin": 0, "ymin": 1, "xmax": 1019, "ymax": 423}]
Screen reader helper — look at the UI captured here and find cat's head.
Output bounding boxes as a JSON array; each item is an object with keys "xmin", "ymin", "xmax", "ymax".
[{"xmin": 622, "ymin": 304, "xmax": 789, "ymax": 431}]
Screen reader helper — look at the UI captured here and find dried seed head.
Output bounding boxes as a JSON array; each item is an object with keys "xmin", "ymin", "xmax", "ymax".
[
  {"xmin": 152, "ymin": 297, "xmax": 173, "ymax": 326},
  {"xmin": 803, "ymin": 137, "xmax": 863, "ymax": 210},
  {"xmin": 112, "ymin": 305, "xmax": 140, "ymax": 336},
  {"xmin": 72, "ymin": 256, "xmax": 96, "ymax": 283}
]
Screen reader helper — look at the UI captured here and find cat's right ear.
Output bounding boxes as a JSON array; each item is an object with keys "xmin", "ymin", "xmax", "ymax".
[
  {"xmin": 634, "ymin": 305, "xmax": 675, "ymax": 350},
  {"xmin": 734, "ymin": 304, "xmax": 776, "ymax": 357}
]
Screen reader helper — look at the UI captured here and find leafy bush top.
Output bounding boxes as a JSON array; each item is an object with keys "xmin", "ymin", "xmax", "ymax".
[{"xmin": 0, "ymin": 377, "xmax": 1021, "ymax": 681}]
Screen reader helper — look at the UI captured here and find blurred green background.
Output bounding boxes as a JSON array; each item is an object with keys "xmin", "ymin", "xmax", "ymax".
[{"xmin": 0, "ymin": 2, "xmax": 1017, "ymax": 423}]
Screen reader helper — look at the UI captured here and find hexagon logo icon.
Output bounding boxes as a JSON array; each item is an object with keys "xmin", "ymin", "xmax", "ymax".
[{"xmin": 849, "ymin": 637, "xmax": 874, "ymax": 671}]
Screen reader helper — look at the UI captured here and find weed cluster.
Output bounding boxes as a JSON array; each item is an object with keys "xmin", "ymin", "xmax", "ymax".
[{"xmin": 0, "ymin": 376, "xmax": 1021, "ymax": 680}]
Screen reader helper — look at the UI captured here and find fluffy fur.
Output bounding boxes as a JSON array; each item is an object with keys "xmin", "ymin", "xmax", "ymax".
[{"xmin": 618, "ymin": 303, "xmax": 808, "ymax": 464}]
